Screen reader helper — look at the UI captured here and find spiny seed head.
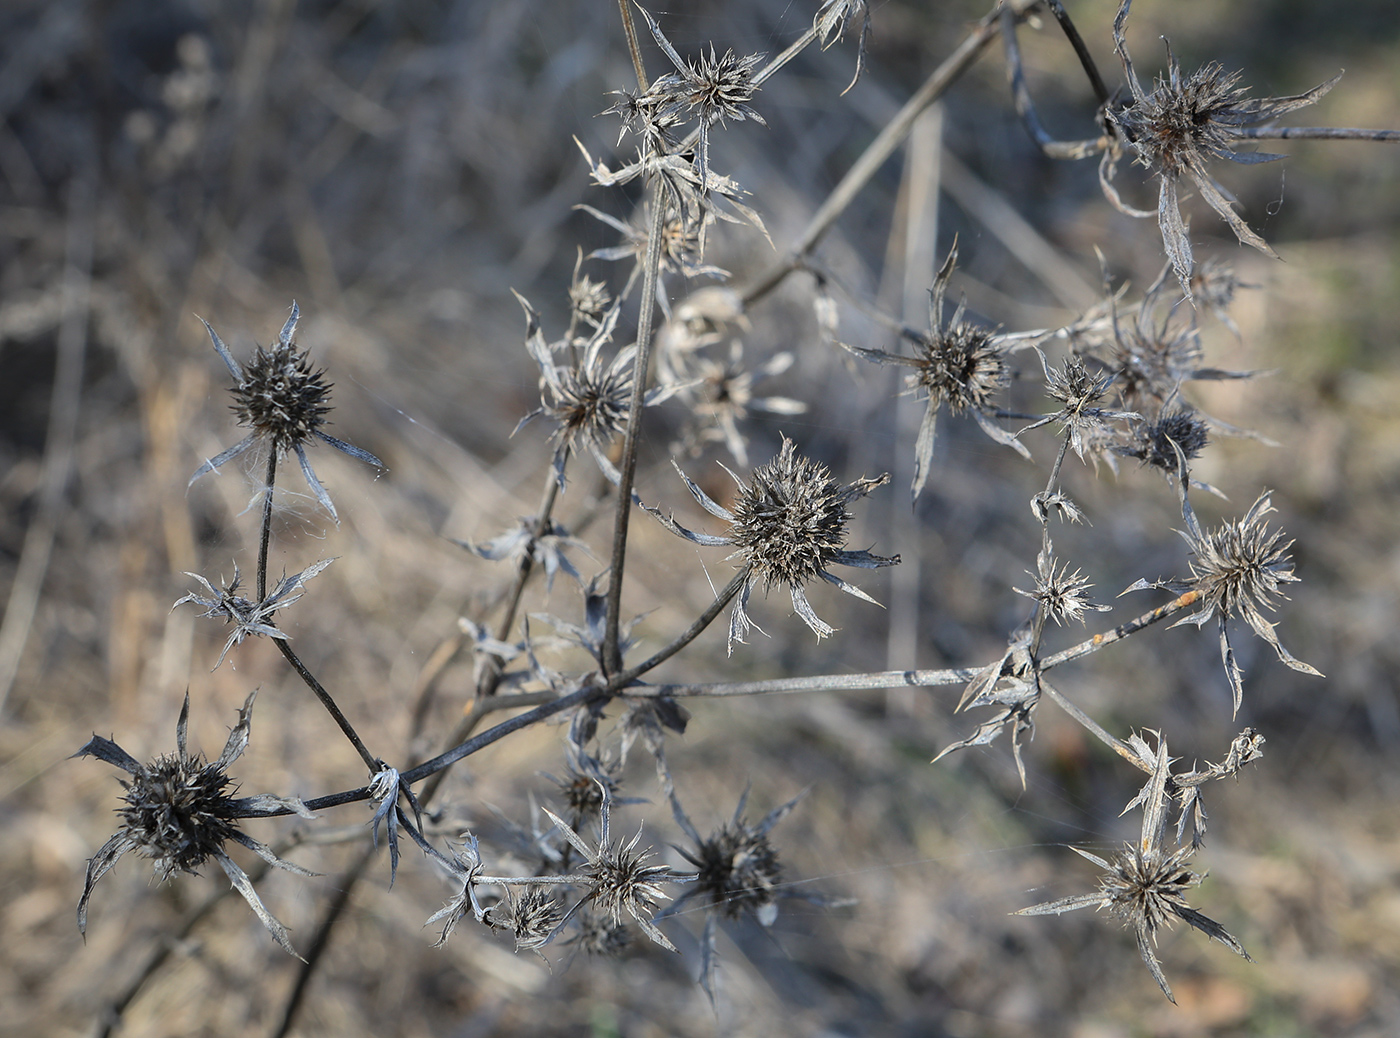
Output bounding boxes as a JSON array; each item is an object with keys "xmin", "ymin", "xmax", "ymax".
[
  {"xmin": 914, "ymin": 323, "xmax": 1009, "ymax": 415},
  {"xmin": 1116, "ymin": 61, "xmax": 1250, "ymax": 177},
  {"xmin": 1190, "ymin": 259, "xmax": 1244, "ymax": 317},
  {"xmin": 729, "ymin": 438, "xmax": 858, "ymax": 592},
  {"xmin": 495, "ymin": 888, "xmax": 562, "ymax": 953},
  {"xmin": 547, "ymin": 363, "xmax": 631, "ymax": 453},
  {"xmin": 585, "ymin": 836, "xmax": 671, "ymax": 929},
  {"xmin": 569, "ymin": 275, "xmax": 611, "ymax": 329},
  {"xmin": 1047, "ymin": 355, "xmax": 1107, "ymax": 409},
  {"xmin": 118, "ymin": 753, "xmax": 240, "ymax": 879},
  {"xmin": 232, "ymin": 342, "xmax": 333, "ymax": 455},
  {"xmin": 1015, "ymin": 552, "xmax": 1106, "ymax": 627},
  {"xmin": 568, "ymin": 911, "xmax": 633, "ymax": 957},
  {"xmin": 1100, "ymin": 843, "xmax": 1202, "ymax": 937},
  {"xmin": 1110, "ymin": 320, "xmax": 1201, "ymax": 407},
  {"xmin": 682, "ymin": 822, "xmax": 783, "ymax": 919},
  {"xmin": 678, "ymin": 46, "xmax": 763, "ymax": 127},
  {"xmin": 1125, "ymin": 411, "xmax": 1210, "ymax": 471},
  {"xmin": 556, "ymin": 757, "xmax": 620, "ymax": 824},
  {"xmin": 1189, "ymin": 493, "xmax": 1298, "ymax": 619}
]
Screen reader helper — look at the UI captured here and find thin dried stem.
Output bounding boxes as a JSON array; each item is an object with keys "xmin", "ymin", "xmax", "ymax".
[
  {"xmin": 1237, "ymin": 126, "xmax": 1400, "ymax": 142},
  {"xmin": 257, "ymin": 450, "xmax": 276, "ymax": 602},
  {"xmin": 1040, "ymin": 677, "xmax": 1147, "ymax": 771},
  {"xmin": 602, "ymin": 195, "xmax": 668, "ymax": 676},
  {"xmin": 618, "ymin": 0, "xmax": 648, "ymax": 92},
  {"xmin": 1002, "ymin": 4, "xmax": 1109, "ymax": 160},
  {"xmin": 1041, "ymin": 589, "xmax": 1203, "ymax": 668},
  {"xmin": 613, "ymin": 568, "xmax": 749, "ymax": 688},
  {"xmin": 742, "ymin": 0, "xmax": 1042, "ymax": 308},
  {"xmin": 277, "ymin": 640, "xmax": 378, "ymax": 772},
  {"xmin": 628, "ymin": 666, "xmax": 978, "ymax": 699}
]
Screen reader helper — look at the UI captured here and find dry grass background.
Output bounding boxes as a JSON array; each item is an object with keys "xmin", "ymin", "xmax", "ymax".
[{"xmin": 2, "ymin": 0, "xmax": 1399, "ymax": 1035}]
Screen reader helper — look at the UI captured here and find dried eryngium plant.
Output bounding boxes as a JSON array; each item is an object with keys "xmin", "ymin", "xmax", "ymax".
[{"xmin": 71, "ymin": 2, "xmax": 1397, "ymax": 1031}]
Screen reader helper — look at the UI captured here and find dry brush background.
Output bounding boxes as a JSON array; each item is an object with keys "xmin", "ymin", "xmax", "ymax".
[{"xmin": 2, "ymin": 0, "xmax": 1399, "ymax": 1035}]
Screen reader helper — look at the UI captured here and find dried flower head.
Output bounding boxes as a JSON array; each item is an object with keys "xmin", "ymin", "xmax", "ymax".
[
  {"xmin": 634, "ymin": 6, "xmax": 765, "ymax": 193},
  {"xmin": 76, "ymin": 691, "xmax": 315, "ymax": 956},
  {"xmin": 516, "ymin": 291, "xmax": 675, "ymax": 488},
  {"xmin": 1104, "ymin": 0, "xmax": 1340, "ymax": 293},
  {"xmin": 647, "ymin": 436, "xmax": 898, "ymax": 652},
  {"xmin": 190, "ymin": 302, "xmax": 384, "ymax": 522},
  {"xmin": 675, "ymin": 341, "xmax": 807, "ymax": 467},
  {"xmin": 1129, "ymin": 487, "xmax": 1321, "ymax": 714},
  {"xmin": 840, "ymin": 243, "xmax": 1025, "ymax": 500},
  {"xmin": 1104, "ymin": 274, "xmax": 1206, "ymax": 409},
  {"xmin": 1189, "ymin": 258, "xmax": 1251, "ymax": 334},
  {"xmin": 173, "ymin": 558, "xmax": 333, "ymax": 668},
  {"xmin": 1119, "ymin": 408, "xmax": 1210, "ymax": 473},
  {"xmin": 1179, "ymin": 492, "xmax": 1317, "ymax": 677},
  {"xmin": 566, "ymin": 911, "xmax": 633, "ymax": 957},
  {"xmin": 1018, "ymin": 351, "xmax": 1137, "ymax": 465},
  {"xmin": 491, "ymin": 886, "xmax": 563, "ymax": 954},
  {"xmin": 580, "ymin": 203, "xmax": 728, "ymax": 281},
  {"xmin": 567, "ymin": 250, "xmax": 612, "ymax": 331},
  {"xmin": 1014, "ymin": 545, "xmax": 1110, "ymax": 627},
  {"xmin": 1017, "ymin": 734, "xmax": 1251, "ymax": 1002},
  {"xmin": 668, "ymin": 788, "xmax": 800, "ymax": 924},
  {"xmin": 550, "ymin": 743, "xmax": 623, "ymax": 828},
  {"xmin": 544, "ymin": 798, "xmax": 675, "ymax": 951}
]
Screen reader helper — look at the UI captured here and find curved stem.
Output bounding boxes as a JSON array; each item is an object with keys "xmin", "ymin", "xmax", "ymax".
[{"xmin": 1043, "ymin": 0, "xmax": 1111, "ymax": 105}]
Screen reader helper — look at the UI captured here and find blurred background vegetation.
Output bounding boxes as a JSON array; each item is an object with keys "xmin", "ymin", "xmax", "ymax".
[{"xmin": 1, "ymin": 0, "xmax": 1398, "ymax": 1035}]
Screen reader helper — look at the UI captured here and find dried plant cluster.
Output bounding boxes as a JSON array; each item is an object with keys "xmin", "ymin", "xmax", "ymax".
[{"xmin": 67, "ymin": 0, "xmax": 1397, "ymax": 1031}]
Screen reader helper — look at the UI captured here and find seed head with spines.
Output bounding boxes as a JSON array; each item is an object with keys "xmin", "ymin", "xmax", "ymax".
[
  {"xmin": 1130, "ymin": 486, "xmax": 1321, "ymax": 715},
  {"xmin": 75, "ymin": 691, "xmax": 315, "ymax": 956},
  {"xmin": 1105, "ymin": 0, "xmax": 1341, "ymax": 294},
  {"xmin": 646, "ymin": 436, "xmax": 898, "ymax": 651},
  {"xmin": 190, "ymin": 302, "xmax": 384, "ymax": 522},
  {"xmin": 839, "ymin": 242, "xmax": 1025, "ymax": 501},
  {"xmin": 1017, "ymin": 733, "xmax": 1252, "ymax": 1002}
]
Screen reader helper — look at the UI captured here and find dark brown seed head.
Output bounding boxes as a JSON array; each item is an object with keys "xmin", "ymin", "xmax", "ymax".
[
  {"xmin": 914, "ymin": 322, "xmax": 1010, "ymax": 416},
  {"xmin": 568, "ymin": 911, "xmax": 633, "ymax": 957},
  {"xmin": 681, "ymin": 821, "xmax": 783, "ymax": 919},
  {"xmin": 1116, "ymin": 61, "xmax": 1249, "ymax": 176},
  {"xmin": 584, "ymin": 835, "xmax": 671, "ymax": 929},
  {"xmin": 495, "ymin": 888, "xmax": 562, "ymax": 953},
  {"xmin": 1100, "ymin": 843, "xmax": 1201, "ymax": 937},
  {"xmin": 547, "ymin": 363, "xmax": 632, "ymax": 454},
  {"xmin": 118, "ymin": 753, "xmax": 240, "ymax": 880},
  {"xmin": 1124, "ymin": 410, "xmax": 1210, "ymax": 472},
  {"xmin": 231, "ymin": 343, "xmax": 333, "ymax": 455},
  {"xmin": 729, "ymin": 438, "xmax": 856, "ymax": 592}
]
